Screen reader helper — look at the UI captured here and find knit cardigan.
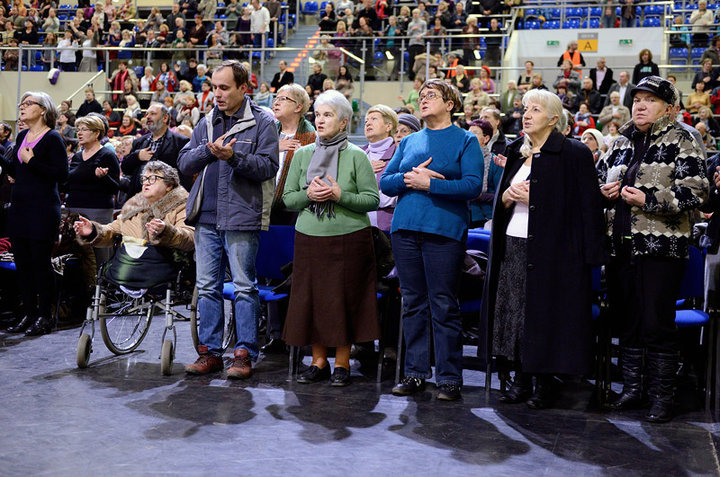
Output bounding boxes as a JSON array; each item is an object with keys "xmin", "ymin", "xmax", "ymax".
[{"xmin": 597, "ymin": 115, "xmax": 709, "ymax": 259}]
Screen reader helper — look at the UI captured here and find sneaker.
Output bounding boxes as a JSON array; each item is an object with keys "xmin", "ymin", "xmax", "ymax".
[
  {"xmin": 330, "ymin": 367, "xmax": 351, "ymax": 387},
  {"xmin": 185, "ymin": 345, "xmax": 224, "ymax": 375},
  {"xmin": 296, "ymin": 364, "xmax": 331, "ymax": 384},
  {"xmin": 227, "ymin": 348, "xmax": 253, "ymax": 379},
  {"xmin": 392, "ymin": 376, "xmax": 426, "ymax": 396},
  {"xmin": 437, "ymin": 384, "xmax": 462, "ymax": 401}
]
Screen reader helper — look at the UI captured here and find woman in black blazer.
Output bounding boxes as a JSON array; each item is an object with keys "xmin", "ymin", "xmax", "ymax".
[
  {"xmin": 480, "ymin": 89, "xmax": 606, "ymax": 409},
  {"xmin": 1, "ymin": 92, "xmax": 68, "ymax": 335}
]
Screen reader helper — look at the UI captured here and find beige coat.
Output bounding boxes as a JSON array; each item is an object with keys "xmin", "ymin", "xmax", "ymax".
[
  {"xmin": 79, "ymin": 186, "xmax": 194, "ymax": 252},
  {"xmin": 597, "ymin": 104, "xmax": 631, "ymax": 134}
]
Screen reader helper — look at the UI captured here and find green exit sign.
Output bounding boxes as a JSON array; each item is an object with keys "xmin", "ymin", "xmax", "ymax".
[
  {"xmin": 619, "ymin": 39, "xmax": 633, "ymax": 46},
  {"xmin": 547, "ymin": 40, "xmax": 560, "ymax": 47}
]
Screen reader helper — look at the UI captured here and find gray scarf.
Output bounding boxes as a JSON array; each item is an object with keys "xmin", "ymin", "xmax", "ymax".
[
  {"xmin": 305, "ymin": 131, "xmax": 348, "ymax": 218},
  {"xmin": 480, "ymin": 143, "xmax": 491, "ymax": 193}
]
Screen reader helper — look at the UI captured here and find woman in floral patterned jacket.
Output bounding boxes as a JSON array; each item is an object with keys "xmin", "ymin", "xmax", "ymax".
[{"xmin": 597, "ymin": 76, "xmax": 708, "ymax": 423}]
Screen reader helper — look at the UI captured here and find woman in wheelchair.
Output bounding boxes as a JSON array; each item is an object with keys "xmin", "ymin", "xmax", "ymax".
[{"xmin": 73, "ymin": 161, "xmax": 194, "ymax": 283}]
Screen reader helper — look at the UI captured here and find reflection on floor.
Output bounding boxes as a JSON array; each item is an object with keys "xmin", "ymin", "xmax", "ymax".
[{"xmin": 0, "ymin": 320, "xmax": 718, "ymax": 476}]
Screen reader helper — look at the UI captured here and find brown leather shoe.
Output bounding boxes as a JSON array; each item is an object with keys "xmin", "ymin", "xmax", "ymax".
[
  {"xmin": 185, "ymin": 345, "xmax": 224, "ymax": 375},
  {"xmin": 227, "ymin": 348, "xmax": 252, "ymax": 379}
]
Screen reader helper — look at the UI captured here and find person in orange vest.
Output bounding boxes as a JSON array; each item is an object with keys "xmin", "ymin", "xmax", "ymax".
[
  {"xmin": 445, "ymin": 51, "xmax": 460, "ymax": 78},
  {"xmin": 556, "ymin": 40, "xmax": 585, "ymax": 76}
]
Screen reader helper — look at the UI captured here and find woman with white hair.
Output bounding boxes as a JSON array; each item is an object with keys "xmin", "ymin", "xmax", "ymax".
[
  {"xmin": 1, "ymin": 92, "xmax": 68, "ymax": 336},
  {"xmin": 361, "ymin": 104, "xmax": 398, "ymax": 232},
  {"xmin": 480, "ymin": 89, "xmax": 606, "ymax": 409},
  {"xmin": 281, "ymin": 90, "xmax": 380, "ymax": 387}
]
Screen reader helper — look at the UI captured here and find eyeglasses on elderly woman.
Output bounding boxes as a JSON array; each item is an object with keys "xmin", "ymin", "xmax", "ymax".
[{"xmin": 139, "ymin": 174, "xmax": 166, "ymax": 185}]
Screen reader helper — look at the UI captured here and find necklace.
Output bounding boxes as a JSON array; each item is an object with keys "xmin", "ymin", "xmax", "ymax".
[{"xmin": 25, "ymin": 126, "xmax": 49, "ymax": 143}]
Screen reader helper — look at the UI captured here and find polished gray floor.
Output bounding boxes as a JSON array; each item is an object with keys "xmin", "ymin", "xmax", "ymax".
[{"xmin": 1, "ymin": 320, "xmax": 719, "ymax": 476}]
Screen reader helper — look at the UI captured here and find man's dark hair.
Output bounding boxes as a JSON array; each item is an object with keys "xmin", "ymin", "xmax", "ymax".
[
  {"xmin": 0, "ymin": 122, "xmax": 11, "ymax": 140},
  {"xmin": 214, "ymin": 60, "xmax": 249, "ymax": 89}
]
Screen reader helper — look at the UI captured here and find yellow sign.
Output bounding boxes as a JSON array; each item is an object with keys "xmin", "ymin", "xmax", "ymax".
[
  {"xmin": 578, "ymin": 33, "xmax": 599, "ymax": 52},
  {"xmin": 579, "ymin": 39, "xmax": 598, "ymax": 52}
]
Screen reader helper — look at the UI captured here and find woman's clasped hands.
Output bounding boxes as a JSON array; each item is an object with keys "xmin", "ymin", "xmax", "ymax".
[
  {"xmin": 307, "ymin": 175, "xmax": 342, "ymax": 202},
  {"xmin": 403, "ymin": 157, "xmax": 445, "ymax": 191}
]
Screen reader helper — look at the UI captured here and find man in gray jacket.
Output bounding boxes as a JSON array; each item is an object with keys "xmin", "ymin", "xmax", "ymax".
[{"xmin": 179, "ymin": 60, "xmax": 279, "ymax": 379}]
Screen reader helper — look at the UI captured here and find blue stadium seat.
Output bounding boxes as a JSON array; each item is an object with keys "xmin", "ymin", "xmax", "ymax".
[
  {"xmin": 30, "ymin": 65, "xmax": 44, "ymax": 71},
  {"xmin": 525, "ymin": 20, "xmax": 541, "ymax": 29},
  {"xmin": 549, "ymin": 8, "xmax": 561, "ymax": 19},
  {"xmin": 218, "ymin": 2, "xmax": 225, "ymax": 6},
  {"xmin": 691, "ymin": 47, "xmax": 705, "ymax": 64},
  {"xmin": 133, "ymin": 66, "xmax": 144, "ymax": 77},
  {"xmin": 525, "ymin": 8, "xmax": 538, "ymax": 16},
  {"xmin": 581, "ymin": 19, "xmax": 600, "ymax": 28},
  {"xmin": 642, "ymin": 17, "xmax": 661, "ymax": 27},
  {"xmin": 589, "ymin": 7, "xmax": 602, "ymax": 17},
  {"xmin": 669, "ymin": 46, "xmax": 689, "ymax": 62},
  {"xmin": 302, "ymin": 1, "xmax": 318, "ymax": 14}
]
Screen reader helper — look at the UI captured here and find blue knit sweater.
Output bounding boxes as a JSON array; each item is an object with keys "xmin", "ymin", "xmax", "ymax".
[{"xmin": 380, "ymin": 125, "xmax": 483, "ymax": 242}]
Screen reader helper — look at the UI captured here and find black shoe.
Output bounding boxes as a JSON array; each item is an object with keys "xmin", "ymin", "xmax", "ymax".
[
  {"xmin": 296, "ymin": 364, "xmax": 331, "ymax": 384},
  {"xmin": 527, "ymin": 375, "xmax": 556, "ymax": 410},
  {"xmin": 25, "ymin": 316, "xmax": 53, "ymax": 336},
  {"xmin": 330, "ymin": 367, "xmax": 351, "ymax": 387},
  {"xmin": 392, "ymin": 376, "xmax": 426, "ymax": 396},
  {"xmin": 260, "ymin": 338, "xmax": 287, "ymax": 355},
  {"xmin": 6, "ymin": 315, "xmax": 34, "ymax": 333},
  {"xmin": 499, "ymin": 372, "xmax": 533, "ymax": 404},
  {"xmin": 437, "ymin": 384, "xmax": 462, "ymax": 401}
]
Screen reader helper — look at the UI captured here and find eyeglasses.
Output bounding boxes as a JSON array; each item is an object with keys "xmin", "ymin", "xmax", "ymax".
[
  {"xmin": 76, "ymin": 127, "xmax": 95, "ymax": 133},
  {"xmin": 17, "ymin": 100, "xmax": 40, "ymax": 109},
  {"xmin": 272, "ymin": 96, "xmax": 298, "ymax": 105},
  {"xmin": 139, "ymin": 175, "xmax": 166, "ymax": 185},
  {"xmin": 418, "ymin": 91, "xmax": 441, "ymax": 103}
]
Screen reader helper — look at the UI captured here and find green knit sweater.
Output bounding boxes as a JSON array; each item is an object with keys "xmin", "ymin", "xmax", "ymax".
[{"xmin": 282, "ymin": 142, "xmax": 380, "ymax": 237}]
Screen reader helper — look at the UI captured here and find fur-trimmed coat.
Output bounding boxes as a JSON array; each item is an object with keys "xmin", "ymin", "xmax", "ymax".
[
  {"xmin": 78, "ymin": 186, "xmax": 194, "ymax": 252},
  {"xmin": 597, "ymin": 115, "xmax": 709, "ymax": 259}
]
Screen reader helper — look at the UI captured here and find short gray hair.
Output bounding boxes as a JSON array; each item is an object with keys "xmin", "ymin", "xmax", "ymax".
[
  {"xmin": 520, "ymin": 89, "xmax": 566, "ymax": 158},
  {"xmin": 277, "ymin": 83, "xmax": 311, "ymax": 115},
  {"xmin": 142, "ymin": 160, "xmax": 180, "ymax": 188},
  {"xmin": 20, "ymin": 91, "xmax": 58, "ymax": 129},
  {"xmin": 314, "ymin": 90, "xmax": 353, "ymax": 129}
]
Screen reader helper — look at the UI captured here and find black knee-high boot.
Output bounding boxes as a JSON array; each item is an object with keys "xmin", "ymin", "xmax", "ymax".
[
  {"xmin": 645, "ymin": 351, "xmax": 678, "ymax": 423},
  {"xmin": 607, "ymin": 347, "xmax": 645, "ymax": 411}
]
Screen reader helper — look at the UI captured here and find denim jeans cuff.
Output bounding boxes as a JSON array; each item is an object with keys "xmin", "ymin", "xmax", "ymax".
[
  {"xmin": 405, "ymin": 372, "xmax": 429, "ymax": 380},
  {"xmin": 436, "ymin": 380, "xmax": 462, "ymax": 387}
]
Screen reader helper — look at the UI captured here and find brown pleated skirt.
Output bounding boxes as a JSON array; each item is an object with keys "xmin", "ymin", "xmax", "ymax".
[{"xmin": 282, "ymin": 228, "xmax": 380, "ymax": 347}]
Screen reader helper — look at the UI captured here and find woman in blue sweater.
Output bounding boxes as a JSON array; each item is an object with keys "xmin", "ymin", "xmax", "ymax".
[{"xmin": 380, "ymin": 79, "xmax": 483, "ymax": 401}]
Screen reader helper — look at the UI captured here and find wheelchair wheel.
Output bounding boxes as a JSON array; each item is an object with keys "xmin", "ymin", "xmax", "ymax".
[
  {"xmin": 76, "ymin": 333, "xmax": 92, "ymax": 368},
  {"xmin": 99, "ymin": 290, "xmax": 154, "ymax": 355},
  {"xmin": 190, "ymin": 287, "xmax": 236, "ymax": 355},
  {"xmin": 161, "ymin": 339, "xmax": 174, "ymax": 376}
]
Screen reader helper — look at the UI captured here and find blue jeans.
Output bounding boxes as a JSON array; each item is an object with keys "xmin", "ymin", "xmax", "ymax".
[
  {"xmin": 392, "ymin": 230, "xmax": 465, "ymax": 386},
  {"xmin": 195, "ymin": 224, "xmax": 260, "ymax": 359}
]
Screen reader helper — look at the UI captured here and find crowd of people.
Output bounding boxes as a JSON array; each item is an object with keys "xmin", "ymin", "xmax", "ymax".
[{"xmin": 0, "ymin": 0, "xmax": 719, "ymax": 426}]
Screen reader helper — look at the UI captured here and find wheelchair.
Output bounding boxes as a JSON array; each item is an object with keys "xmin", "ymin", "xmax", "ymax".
[{"xmin": 75, "ymin": 238, "xmax": 197, "ymax": 375}]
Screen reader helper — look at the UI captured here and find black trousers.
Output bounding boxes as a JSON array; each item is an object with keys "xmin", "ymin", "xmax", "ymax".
[
  {"xmin": 11, "ymin": 236, "xmax": 55, "ymax": 319},
  {"xmin": 606, "ymin": 242, "xmax": 686, "ymax": 354}
]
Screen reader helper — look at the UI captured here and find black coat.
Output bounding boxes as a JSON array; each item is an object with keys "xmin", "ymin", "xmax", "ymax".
[
  {"xmin": 701, "ymin": 153, "xmax": 720, "ymax": 253},
  {"xmin": 478, "ymin": 132, "xmax": 607, "ymax": 375},
  {"xmin": 0, "ymin": 129, "xmax": 68, "ymax": 241},
  {"xmin": 589, "ymin": 67, "xmax": 614, "ymax": 95},
  {"xmin": 121, "ymin": 129, "xmax": 191, "ymax": 195}
]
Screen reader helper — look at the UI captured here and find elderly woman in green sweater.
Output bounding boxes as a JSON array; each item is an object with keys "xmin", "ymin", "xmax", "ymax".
[{"xmin": 282, "ymin": 90, "xmax": 380, "ymax": 387}]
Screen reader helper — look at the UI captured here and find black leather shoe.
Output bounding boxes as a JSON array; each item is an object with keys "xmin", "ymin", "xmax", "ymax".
[
  {"xmin": 499, "ymin": 373, "xmax": 533, "ymax": 404},
  {"xmin": 527, "ymin": 375, "xmax": 556, "ymax": 410},
  {"xmin": 25, "ymin": 316, "xmax": 53, "ymax": 336},
  {"xmin": 392, "ymin": 376, "xmax": 426, "ymax": 396},
  {"xmin": 296, "ymin": 364, "xmax": 331, "ymax": 384},
  {"xmin": 6, "ymin": 315, "xmax": 34, "ymax": 333},
  {"xmin": 330, "ymin": 367, "xmax": 351, "ymax": 387},
  {"xmin": 437, "ymin": 384, "xmax": 462, "ymax": 401},
  {"xmin": 260, "ymin": 338, "xmax": 288, "ymax": 355}
]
